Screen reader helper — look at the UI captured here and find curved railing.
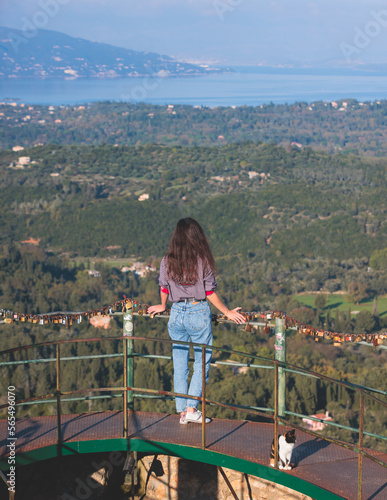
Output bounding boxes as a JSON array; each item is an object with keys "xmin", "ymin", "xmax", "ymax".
[{"xmin": 0, "ymin": 314, "xmax": 386, "ymax": 500}]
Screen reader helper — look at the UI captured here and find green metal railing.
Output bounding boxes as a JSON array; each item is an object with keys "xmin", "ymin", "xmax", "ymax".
[{"xmin": 0, "ymin": 312, "xmax": 386, "ymax": 500}]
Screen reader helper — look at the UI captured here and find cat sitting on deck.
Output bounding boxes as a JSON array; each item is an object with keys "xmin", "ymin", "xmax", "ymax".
[{"xmin": 270, "ymin": 428, "xmax": 296, "ymax": 470}]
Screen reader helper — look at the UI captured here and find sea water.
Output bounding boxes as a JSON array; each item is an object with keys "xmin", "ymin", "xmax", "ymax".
[{"xmin": 1, "ymin": 68, "xmax": 387, "ymax": 107}]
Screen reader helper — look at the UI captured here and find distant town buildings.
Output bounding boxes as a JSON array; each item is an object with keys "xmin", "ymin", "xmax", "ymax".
[
  {"xmin": 18, "ymin": 156, "xmax": 31, "ymax": 165},
  {"xmin": 9, "ymin": 156, "xmax": 31, "ymax": 169},
  {"xmin": 88, "ymin": 270, "xmax": 101, "ymax": 278},
  {"xmin": 166, "ymin": 105, "xmax": 176, "ymax": 115},
  {"xmin": 121, "ymin": 261, "xmax": 156, "ymax": 278},
  {"xmin": 302, "ymin": 411, "xmax": 332, "ymax": 431},
  {"xmin": 211, "ymin": 172, "xmax": 269, "ymax": 183},
  {"xmin": 21, "ymin": 237, "xmax": 41, "ymax": 246},
  {"xmin": 12, "ymin": 146, "xmax": 24, "ymax": 152},
  {"xmin": 248, "ymin": 171, "xmax": 259, "ymax": 179},
  {"xmin": 138, "ymin": 193, "xmax": 149, "ymax": 201}
]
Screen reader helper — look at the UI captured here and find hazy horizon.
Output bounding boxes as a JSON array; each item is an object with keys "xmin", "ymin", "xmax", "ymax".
[{"xmin": 2, "ymin": 1, "xmax": 387, "ymax": 68}]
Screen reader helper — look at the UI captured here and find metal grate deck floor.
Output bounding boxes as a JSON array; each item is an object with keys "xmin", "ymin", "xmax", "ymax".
[{"xmin": 1, "ymin": 411, "xmax": 386, "ymax": 500}]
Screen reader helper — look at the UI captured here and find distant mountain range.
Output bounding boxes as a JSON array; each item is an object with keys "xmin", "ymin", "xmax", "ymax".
[{"xmin": 0, "ymin": 27, "xmax": 228, "ymax": 78}]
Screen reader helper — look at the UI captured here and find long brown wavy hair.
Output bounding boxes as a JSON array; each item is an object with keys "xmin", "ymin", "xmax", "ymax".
[{"xmin": 166, "ymin": 218, "xmax": 216, "ymax": 283}]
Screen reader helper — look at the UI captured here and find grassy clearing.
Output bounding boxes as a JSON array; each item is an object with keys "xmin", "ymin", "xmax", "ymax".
[{"xmin": 295, "ymin": 293, "xmax": 387, "ymax": 318}]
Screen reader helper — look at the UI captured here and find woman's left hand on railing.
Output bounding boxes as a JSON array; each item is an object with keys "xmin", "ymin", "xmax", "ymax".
[{"xmin": 147, "ymin": 304, "xmax": 166, "ymax": 315}]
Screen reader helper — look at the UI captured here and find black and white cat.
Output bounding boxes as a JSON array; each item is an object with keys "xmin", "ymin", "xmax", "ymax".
[{"xmin": 270, "ymin": 428, "xmax": 296, "ymax": 470}]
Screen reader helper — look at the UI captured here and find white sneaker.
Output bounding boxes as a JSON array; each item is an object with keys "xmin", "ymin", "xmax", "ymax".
[{"xmin": 185, "ymin": 409, "xmax": 211, "ymax": 424}]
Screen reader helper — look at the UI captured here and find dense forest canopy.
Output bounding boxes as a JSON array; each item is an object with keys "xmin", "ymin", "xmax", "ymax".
[
  {"xmin": 1, "ymin": 141, "xmax": 386, "ymax": 277},
  {"xmin": 2, "ymin": 99, "xmax": 387, "ymax": 156},
  {"xmin": 1, "ymin": 138, "xmax": 387, "ymax": 323}
]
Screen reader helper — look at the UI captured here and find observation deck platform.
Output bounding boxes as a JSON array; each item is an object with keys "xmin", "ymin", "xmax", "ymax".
[{"xmin": 1, "ymin": 410, "xmax": 386, "ymax": 500}]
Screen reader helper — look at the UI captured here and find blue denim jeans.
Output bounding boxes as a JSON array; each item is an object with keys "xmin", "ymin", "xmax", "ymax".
[{"xmin": 168, "ymin": 300, "xmax": 213, "ymax": 413}]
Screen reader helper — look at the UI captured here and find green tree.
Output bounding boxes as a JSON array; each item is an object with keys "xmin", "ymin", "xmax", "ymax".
[
  {"xmin": 347, "ymin": 282, "xmax": 368, "ymax": 305},
  {"xmin": 354, "ymin": 311, "xmax": 377, "ymax": 334},
  {"xmin": 314, "ymin": 294, "xmax": 328, "ymax": 310},
  {"xmin": 289, "ymin": 307, "xmax": 317, "ymax": 326},
  {"xmin": 370, "ymin": 247, "xmax": 387, "ymax": 270}
]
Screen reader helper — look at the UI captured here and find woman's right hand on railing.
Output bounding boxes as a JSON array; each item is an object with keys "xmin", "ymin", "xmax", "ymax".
[{"xmin": 225, "ymin": 307, "xmax": 246, "ymax": 324}]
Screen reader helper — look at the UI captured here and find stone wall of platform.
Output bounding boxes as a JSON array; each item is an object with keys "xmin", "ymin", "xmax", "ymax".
[{"xmin": 136, "ymin": 454, "xmax": 313, "ymax": 500}]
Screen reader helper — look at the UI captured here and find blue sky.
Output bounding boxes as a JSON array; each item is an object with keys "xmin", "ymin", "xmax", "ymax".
[{"xmin": 2, "ymin": 0, "xmax": 387, "ymax": 66}]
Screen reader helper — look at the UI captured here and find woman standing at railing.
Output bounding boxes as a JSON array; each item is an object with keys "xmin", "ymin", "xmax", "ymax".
[{"xmin": 148, "ymin": 218, "xmax": 245, "ymax": 424}]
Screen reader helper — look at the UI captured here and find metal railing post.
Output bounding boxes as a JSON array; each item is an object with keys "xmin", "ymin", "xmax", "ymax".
[
  {"xmin": 56, "ymin": 344, "xmax": 62, "ymax": 446},
  {"xmin": 0, "ymin": 470, "xmax": 14, "ymax": 500},
  {"xmin": 123, "ymin": 337, "xmax": 128, "ymax": 438},
  {"xmin": 201, "ymin": 346, "xmax": 206, "ymax": 449},
  {"xmin": 274, "ymin": 360, "xmax": 279, "ymax": 468},
  {"xmin": 123, "ymin": 306, "xmax": 134, "ymax": 412},
  {"xmin": 358, "ymin": 391, "xmax": 364, "ymax": 500},
  {"xmin": 275, "ymin": 317, "xmax": 286, "ymax": 423}
]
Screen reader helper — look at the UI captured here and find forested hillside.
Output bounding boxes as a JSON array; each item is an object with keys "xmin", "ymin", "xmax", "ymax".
[
  {"xmin": 0, "ymin": 26, "xmax": 224, "ymax": 79},
  {"xmin": 3, "ymin": 99, "xmax": 387, "ymax": 156},
  {"xmin": 1, "ymin": 102, "xmax": 386, "ymax": 451},
  {"xmin": 1, "ymin": 142, "xmax": 386, "ymax": 304}
]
